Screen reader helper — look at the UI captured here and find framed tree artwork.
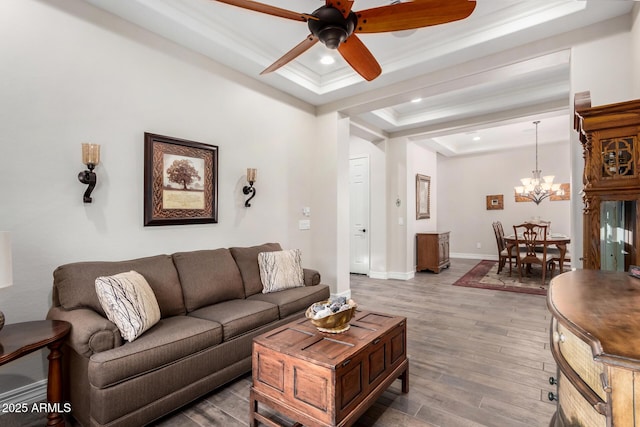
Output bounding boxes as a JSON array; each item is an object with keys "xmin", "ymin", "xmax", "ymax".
[
  {"xmin": 144, "ymin": 133, "xmax": 218, "ymax": 226},
  {"xmin": 416, "ymin": 174, "xmax": 431, "ymax": 219}
]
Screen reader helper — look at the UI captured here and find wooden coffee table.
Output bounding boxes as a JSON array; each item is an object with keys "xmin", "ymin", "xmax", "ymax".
[{"xmin": 250, "ymin": 310, "xmax": 408, "ymax": 427}]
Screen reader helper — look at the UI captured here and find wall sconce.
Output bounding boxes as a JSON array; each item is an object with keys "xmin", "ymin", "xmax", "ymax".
[
  {"xmin": 78, "ymin": 143, "xmax": 100, "ymax": 203},
  {"xmin": 243, "ymin": 168, "xmax": 257, "ymax": 207}
]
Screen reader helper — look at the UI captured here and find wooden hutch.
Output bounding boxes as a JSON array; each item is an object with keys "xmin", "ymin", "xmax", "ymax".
[{"xmin": 574, "ymin": 93, "xmax": 640, "ymax": 271}]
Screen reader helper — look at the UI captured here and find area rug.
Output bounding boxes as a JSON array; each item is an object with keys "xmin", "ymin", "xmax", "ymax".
[{"xmin": 452, "ymin": 260, "xmax": 550, "ymax": 295}]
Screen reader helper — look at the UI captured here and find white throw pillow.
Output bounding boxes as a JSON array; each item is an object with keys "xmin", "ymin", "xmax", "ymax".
[
  {"xmin": 95, "ymin": 270, "xmax": 161, "ymax": 342},
  {"xmin": 258, "ymin": 249, "xmax": 305, "ymax": 294}
]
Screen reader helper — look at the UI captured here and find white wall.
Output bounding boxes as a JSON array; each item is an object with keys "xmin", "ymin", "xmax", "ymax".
[
  {"xmin": 385, "ymin": 138, "xmax": 408, "ymax": 278},
  {"xmin": 0, "ymin": 0, "xmax": 323, "ymax": 395},
  {"xmin": 310, "ymin": 113, "xmax": 351, "ymax": 297},
  {"xmin": 438, "ymin": 142, "xmax": 571, "ymax": 259},
  {"xmin": 383, "ymin": 138, "xmax": 438, "ymax": 278}
]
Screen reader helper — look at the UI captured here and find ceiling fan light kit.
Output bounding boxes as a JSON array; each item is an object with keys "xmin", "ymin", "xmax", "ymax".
[
  {"xmin": 213, "ymin": 0, "xmax": 476, "ymax": 81},
  {"xmin": 308, "ymin": 6, "xmax": 356, "ymax": 49}
]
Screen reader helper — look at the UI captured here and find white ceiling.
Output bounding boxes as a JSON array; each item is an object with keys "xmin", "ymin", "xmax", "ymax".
[{"xmin": 83, "ymin": 0, "xmax": 636, "ymax": 155}]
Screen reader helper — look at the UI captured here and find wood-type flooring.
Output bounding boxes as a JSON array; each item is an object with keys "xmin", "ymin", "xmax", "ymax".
[{"xmin": 1, "ymin": 258, "xmax": 558, "ymax": 427}]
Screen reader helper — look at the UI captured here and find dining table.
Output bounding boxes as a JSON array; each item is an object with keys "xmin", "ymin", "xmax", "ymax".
[{"xmin": 503, "ymin": 233, "xmax": 571, "ymax": 272}]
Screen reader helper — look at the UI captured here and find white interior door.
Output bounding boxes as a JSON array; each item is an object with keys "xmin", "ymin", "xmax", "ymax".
[{"xmin": 350, "ymin": 157, "xmax": 370, "ymax": 274}]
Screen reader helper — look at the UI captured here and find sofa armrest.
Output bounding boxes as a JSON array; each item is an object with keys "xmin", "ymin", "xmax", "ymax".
[
  {"xmin": 303, "ymin": 268, "xmax": 321, "ymax": 286},
  {"xmin": 47, "ymin": 306, "xmax": 123, "ymax": 358}
]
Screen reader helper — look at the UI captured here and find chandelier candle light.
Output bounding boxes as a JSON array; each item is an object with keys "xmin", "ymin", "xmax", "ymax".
[{"xmin": 514, "ymin": 121, "xmax": 562, "ymax": 205}]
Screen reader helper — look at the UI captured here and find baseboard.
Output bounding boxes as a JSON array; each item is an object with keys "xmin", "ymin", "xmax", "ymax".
[
  {"xmin": 0, "ymin": 379, "xmax": 46, "ymax": 406},
  {"xmin": 387, "ymin": 271, "xmax": 415, "ymax": 281},
  {"xmin": 367, "ymin": 271, "xmax": 388, "ymax": 280},
  {"xmin": 350, "ymin": 271, "xmax": 415, "ymax": 280}
]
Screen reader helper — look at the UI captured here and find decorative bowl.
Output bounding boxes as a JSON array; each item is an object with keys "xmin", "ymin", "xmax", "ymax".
[{"xmin": 305, "ymin": 300, "xmax": 357, "ymax": 333}]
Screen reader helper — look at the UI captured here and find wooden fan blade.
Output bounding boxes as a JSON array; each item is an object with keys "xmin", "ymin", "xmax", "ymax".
[
  {"xmin": 214, "ymin": 0, "xmax": 312, "ymax": 22},
  {"xmin": 261, "ymin": 35, "xmax": 319, "ymax": 75},
  {"xmin": 355, "ymin": 0, "xmax": 476, "ymax": 33},
  {"xmin": 337, "ymin": 34, "xmax": 381, "ymax": 81},
  {"xmin": 326, "ymin": 0, "xmax": 355, "ymax": 18}
]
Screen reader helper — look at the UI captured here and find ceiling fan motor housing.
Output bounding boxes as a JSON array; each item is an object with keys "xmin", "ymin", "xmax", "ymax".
[{"xmin": 308, "ymin": 6, "xmax": 357, "ymax": 49}]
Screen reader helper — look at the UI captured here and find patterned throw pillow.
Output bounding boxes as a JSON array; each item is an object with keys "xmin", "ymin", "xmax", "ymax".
[
  {"xmin": 258, "ymin": 249, "xmax": 305, "ymax": 294},
  {"xmin": 95, "ymin": 271, "xmax": 161, "ymax": 342}
]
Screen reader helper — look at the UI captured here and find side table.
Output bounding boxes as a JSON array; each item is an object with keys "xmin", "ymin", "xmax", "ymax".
[{"xmin": 0, "ymin": 320, "xmax": 71, "ymax": 427}]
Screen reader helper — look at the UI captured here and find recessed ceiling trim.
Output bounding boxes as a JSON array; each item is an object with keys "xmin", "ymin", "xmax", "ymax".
[
  {"xmin": 370, "ymin": 1, "xmax": 584, "ymax": 79},
  {"xmin": 333, "ymin": 49, "xmax": 570, "ymax": 119},
  {"xmin": 401, "ymin": 100, "xmax": 569, "ymax": 141},
  {"xmin": 382, "ymin": 79, "xmax": 569, "ymax": 131}
]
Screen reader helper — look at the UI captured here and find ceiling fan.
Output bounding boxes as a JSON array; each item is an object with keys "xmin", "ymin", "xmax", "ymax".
[{"xmin": 213, "ymin": 0, "xmax": 477, "ymax": 81}]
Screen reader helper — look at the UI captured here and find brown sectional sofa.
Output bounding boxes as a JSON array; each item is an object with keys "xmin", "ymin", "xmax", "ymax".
[{"xmin": 46, "ymin": 243, "xmax": 330, "ymax": 427}]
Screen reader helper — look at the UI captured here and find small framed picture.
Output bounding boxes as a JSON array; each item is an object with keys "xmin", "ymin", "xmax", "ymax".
[
  {"xmin": 629, "ymin": 265, "xmax": 640, "ymax": 279},
  {"xmin": 415, "ymin": 174, "xmax": 431, "ymax": 219},
  {"xmin": 486, "ymin": 194, "xmax": 504, "ymax": 210}
]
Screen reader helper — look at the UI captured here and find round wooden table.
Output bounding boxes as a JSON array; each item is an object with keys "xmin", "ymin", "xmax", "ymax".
[{"xmin": 0, "ymin": 320, "xmax": 71, "ymax": 426}]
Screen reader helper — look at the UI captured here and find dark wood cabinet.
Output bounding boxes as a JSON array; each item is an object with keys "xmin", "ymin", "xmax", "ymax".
[
  {"xmin": 416, "ymin": 232, "xmax": 450, "ymax": 273},
  {"xmin": 548, "ymin": 270, "xmax": 640, "ymax": 426},
  {"xmin": 574, "ymin": 93, "xmax": 640, "ymax": 271}
]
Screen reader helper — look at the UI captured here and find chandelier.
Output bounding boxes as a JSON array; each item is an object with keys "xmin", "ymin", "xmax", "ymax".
[{"xmin": 514, "ymin": 121, "xmax": 562, "ymax": 205}]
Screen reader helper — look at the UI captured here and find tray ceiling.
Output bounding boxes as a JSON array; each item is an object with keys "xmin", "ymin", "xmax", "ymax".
[{"xmin": 82, "ymin": 0, "xmax": 636, "ymax": 154}]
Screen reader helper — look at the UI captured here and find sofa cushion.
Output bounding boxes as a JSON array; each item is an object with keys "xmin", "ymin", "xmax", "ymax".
[
  {"xmin": 258, "ymin": 249, "xmax": 305, "ymax": 293},
  {"xmin": 95, "ymin": 271, "xmax": 161, "ymax": 342},
  {"xmin": 230, "ymin": 243, "xmax": 282, "ymax": 297},
  {"xmin": 54, "ymin": 255, "xmax": 185, "ymax": 318},
  {"xmin": 188, "ymin": 299, "xmax": 279, "ymax": 341},
  {"xmin": 248, "ymin": 284, "xmax": 331, "ymax": 318},
  {"xmin": 88, "ymin": 315, "xmax": 222, "ymax": 389},
  {"xmin": 172, "ymin": 249, "xmax": 245, "ymax": 312}
]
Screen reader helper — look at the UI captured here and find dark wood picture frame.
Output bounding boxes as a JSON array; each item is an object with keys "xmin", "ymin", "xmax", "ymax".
[
  {"xmin": 416, "ymin": 174, "xmax": 431, "ymax": 219},
  {"xmin": 144, "ymin": 133, "xmax": 218, "ymax": 226}
]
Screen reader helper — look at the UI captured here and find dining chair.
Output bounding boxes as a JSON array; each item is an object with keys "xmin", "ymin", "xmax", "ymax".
[
  {"xmin": 492, "ymin": 221, "xmax": 517, "ymax": 275},
  {"xmin": 513, "ymin": 223, "xmax": 550, "ymax": 284},
  {"xmin": 548, "ymin": 251, "xmax": 571, "ymax": 278},
  {"xmin": 527, "ymin": 220, "xmax": 551, "ymax": 253},
  {"xmin": 539, "ymin": 220, "xmax": 551, "ymax": 230}
]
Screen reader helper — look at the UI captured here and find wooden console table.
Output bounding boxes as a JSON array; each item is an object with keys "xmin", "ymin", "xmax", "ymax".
[
  {"xmin": 250, "ymin": 310, "xmax": 408, "ymax": 427},
  {"xmin": 0, "ymin": 320, "xmax": 71, "ymax": 427}
]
